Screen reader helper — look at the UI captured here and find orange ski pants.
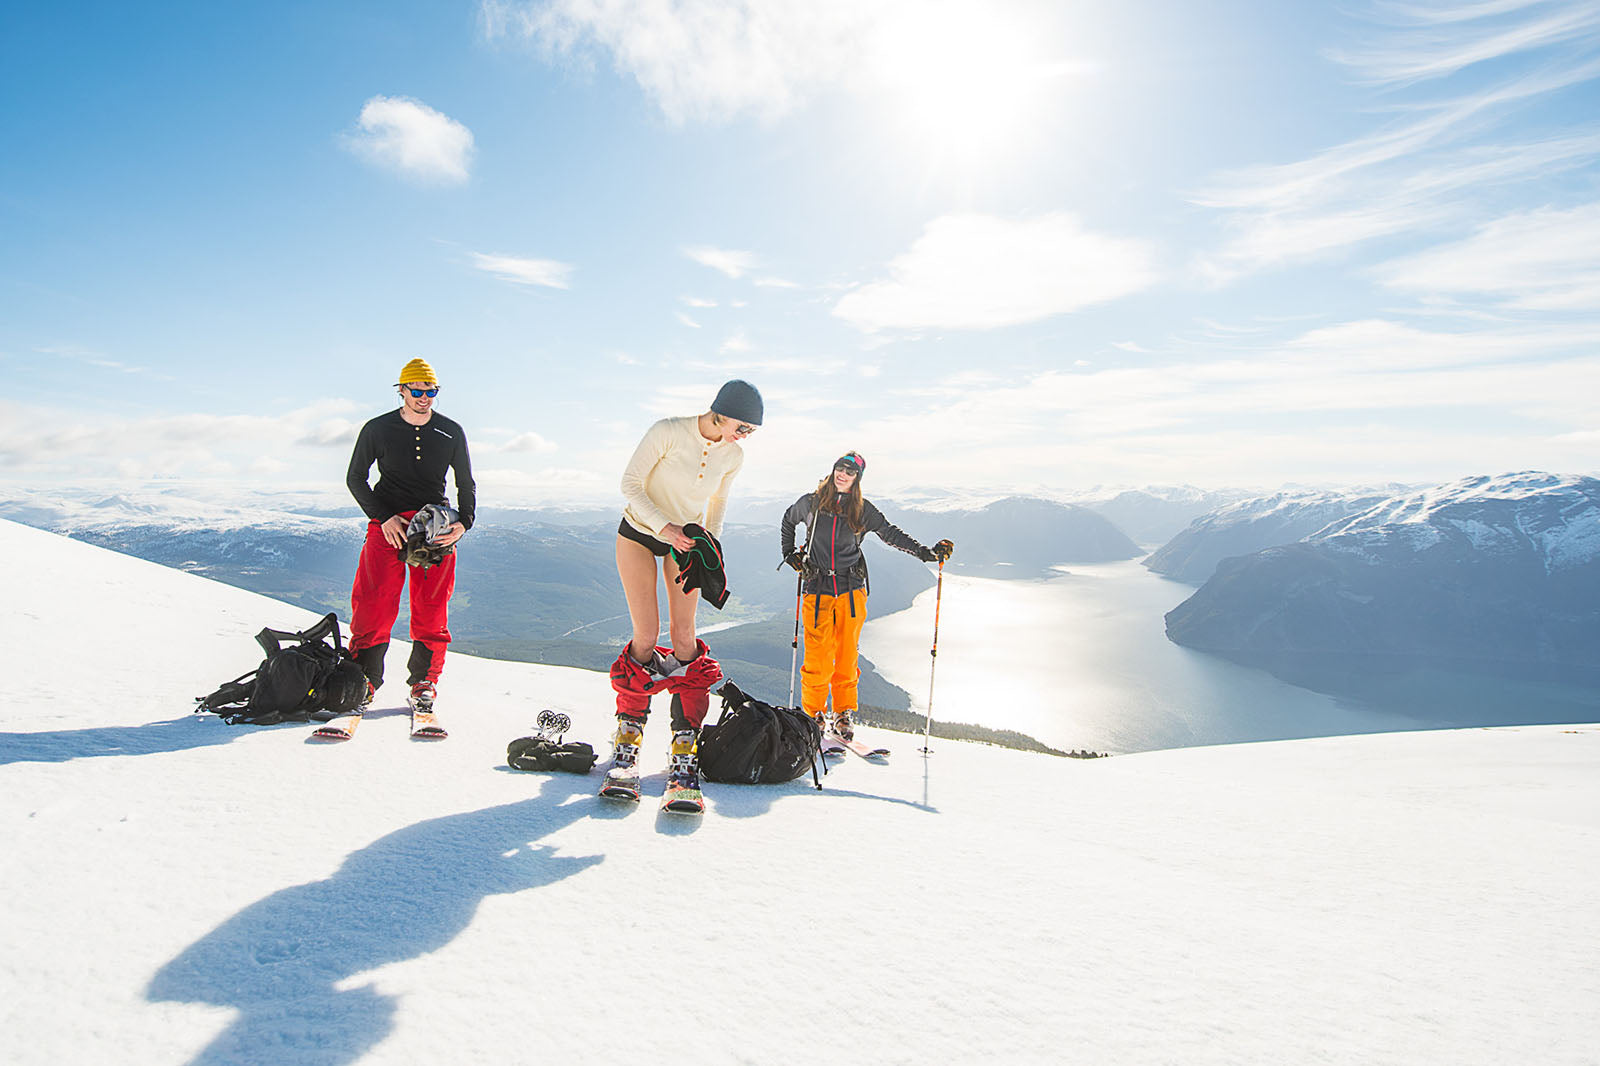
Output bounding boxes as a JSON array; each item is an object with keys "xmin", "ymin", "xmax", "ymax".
[{"xmin": 800, "ymin": 588, "xmax": 867, "ymax": 717}]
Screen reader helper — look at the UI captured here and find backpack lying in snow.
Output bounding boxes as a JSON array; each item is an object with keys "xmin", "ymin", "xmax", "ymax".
[
  {"xmin": 697, "ymin": 681, "xmax": 822, "ymax": 786},
  {"xmin": 195, "ymin": 613, "xmax": 368, "ymax": 725}
]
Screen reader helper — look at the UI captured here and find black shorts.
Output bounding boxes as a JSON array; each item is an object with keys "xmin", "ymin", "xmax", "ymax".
[{"xmin": 618, "ymin": 519, "xmax": 672, "ymax": 558}]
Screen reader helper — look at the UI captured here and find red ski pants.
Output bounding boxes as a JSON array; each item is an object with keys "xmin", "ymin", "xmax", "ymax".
[
  {"xmin": 349, "ymin": 514, "xmax": 455, "ymax": 685},
  {"xmin": 800, "ymin": 588, "xmax": 867, "ymax": 717}
]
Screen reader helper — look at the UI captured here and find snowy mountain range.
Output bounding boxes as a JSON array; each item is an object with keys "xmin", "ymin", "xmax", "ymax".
[
  {"xmin": 1164, "ymin": 473, "xmax": 1600, "ymax": 705},
  {"xmin": 3, "ymin": 516, "xmax": 1597, "ymax": 1066},
  {"xmin": 1144, "ymin": 486, "xmax": 1403, "ymax": 584}
]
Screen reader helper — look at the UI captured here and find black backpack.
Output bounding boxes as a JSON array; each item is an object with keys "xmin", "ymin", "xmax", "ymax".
[
  {"xmin": 698, "ymin": 681, "xmax": 822, "ymax": 786},
  {"xmin": 196, "ymin": 613, "xmax": 368, "ymax": 725}
]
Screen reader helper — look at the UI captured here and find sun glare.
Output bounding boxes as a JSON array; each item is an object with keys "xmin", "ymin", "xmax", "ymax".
[{"xmin": 866, "ymin": 1, "xmax": 1074, "ymax": 166}]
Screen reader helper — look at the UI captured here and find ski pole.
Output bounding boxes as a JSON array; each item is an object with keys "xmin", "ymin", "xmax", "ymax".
[
  {"xmin": 783, "ymin": 542, "xmax": 806, "ymax": 708},
  {"xmin": 920, "ymin": 558, "xmax": 946, "ymax": 755}
]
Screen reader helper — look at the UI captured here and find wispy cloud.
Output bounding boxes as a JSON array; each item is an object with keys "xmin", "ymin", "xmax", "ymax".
[
  {"xmin": 1330, "ymin": 0, "xmax": 1600, "ymax": 86},
  {"xmin": 469, "ymin": 251, "xmax": 573, "ymax": 289},
  {"xmin": 833, "ymin": 213, "xmax": 1158, "ymax": 332},
  {"xmin": 685, "ymin": 245, "xmax": 757, "ymax": 278},
  {"xmin": 1193, "ymin": 2, "xmax": 1600, "ymax": 283},
  {"xmin": 1375, "ymin": 200, "xmax": 1600, "ymax": 309},
  {"xmin": 344, "ymin": 95, "xmax": 474, "ymax": 184},
  {"xmin": 682, "ymin": 296, "xmax": 718, "ymax": 308},
  {"xmin": 0, "ymin": 400, "xmax": 363, "ymax": 479},
  {"xmin": 482, "ymin": 0, "xmax": 873, "ymax": 123},
  {"xmin": 675, "ymin": 311, "xmax": 702, "ymax": 329},
  {"xmin": 719, "ymin": 331, "xmax": 753, "ymax": 354}
]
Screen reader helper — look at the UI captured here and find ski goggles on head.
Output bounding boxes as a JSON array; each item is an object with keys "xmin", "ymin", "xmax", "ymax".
[
  {"xmin": 834, "ymin": 452, "xmax": 865, "ymax": 475},
  {"xmin": 402, "ymin": 386, "xmax": 440, "ymax": 398}
]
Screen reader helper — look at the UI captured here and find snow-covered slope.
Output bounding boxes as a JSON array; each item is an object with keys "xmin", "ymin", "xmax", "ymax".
[{"xmin": 3, "ymin": 518, "xmax": 1597, "ymax": 1066}]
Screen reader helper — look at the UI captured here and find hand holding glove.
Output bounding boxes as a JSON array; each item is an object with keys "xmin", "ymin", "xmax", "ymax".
[
  {"xmin": 784, "ymin": 549, "xmax": 807, "ymax": 573},
  {"xmin": 932, "ymin": 538, "xmax": 954, "ymax": 563}
]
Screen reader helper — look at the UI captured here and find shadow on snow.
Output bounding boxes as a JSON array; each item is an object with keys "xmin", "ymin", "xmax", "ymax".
[{"xmin": 146, "ymin": 773, "xmax": 603, "ymax": 1066}]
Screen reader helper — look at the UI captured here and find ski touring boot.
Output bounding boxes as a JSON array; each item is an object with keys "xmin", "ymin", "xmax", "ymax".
[
  {"xmin": 661, "ymin": 728, "xmax": 704, "ymax": 815},
  {"xmin": 599, "ymin": 717, "xmax": 645, "ymax": 802},
  {"xmin": 408, "ymin": 681, "xmax": 448, "ymax": 739}
]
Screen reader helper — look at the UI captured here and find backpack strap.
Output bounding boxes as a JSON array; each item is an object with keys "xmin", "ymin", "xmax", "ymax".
[{"xmin": 255, "ymin": 612, "xmax": 343, "ymax": 657}]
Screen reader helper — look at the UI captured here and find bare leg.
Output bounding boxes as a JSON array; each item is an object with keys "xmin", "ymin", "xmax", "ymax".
[
  {"xmin": 616, "ymin": 535, "xmax": 662, "ymax": 664},
  {"xmin": 663, "ymin": 551, "xmax": 702, "ymax": 662}
]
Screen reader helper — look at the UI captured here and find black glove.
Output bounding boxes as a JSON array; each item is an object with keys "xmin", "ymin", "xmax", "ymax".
[
  {"xmin": 784, "ymin": 549, "xmax": 806, "ymax": 573},
  {"xmin": 933, "ymin": 539, "xmax": 954, "ymax": 562},
  {"xmin": 917, "ymin": 546, "xmax": 938, "ymax": 562},
  {"xmin": 507, "ymin": 737, "xmax": 598, "ymax": 774}
]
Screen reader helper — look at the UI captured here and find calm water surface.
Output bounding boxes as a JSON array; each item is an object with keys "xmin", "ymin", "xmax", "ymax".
[{"xmin": 858, "ymin": 560, "xmax": 1436, "ymax": 754}]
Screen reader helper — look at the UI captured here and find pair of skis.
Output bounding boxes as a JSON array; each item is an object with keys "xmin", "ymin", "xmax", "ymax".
[
  {"xmin": 310, "ymin": 702, "xmax": 447, "ymax": 741},
  {"xmin": 598, "ymin": 769, "xmax": 703, "ymax": 814}
]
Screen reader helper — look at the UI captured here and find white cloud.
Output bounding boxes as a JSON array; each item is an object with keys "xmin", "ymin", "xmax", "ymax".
[
  {"xmin": 1375, "ymin": 201, "xmax": 1600, "ymax": 310},
  {"xmin": 345, "ymin": 95, "xmax": 474, "ymax": 184},
  {"xmin": 1193, "ymin": 1, "xmax": 1600, "ymax": 284},
  {"xmin": 1330, "ymin": 0, "xmax": 1600, "ymax": 87},
  {"xmin": 832, "ymin": 213, "xmax": 1158, "ymax": 332},
  {"xmin": 675, "ymin": 311, "xmax": 702, "ymax": 329},
  {"xmin": 719, "ymin": 331, "xmax": 753, "ymax": 354},
  {"xmin": 754, "ymin": 276, "xmax": 801, "ymax": 289},
  {"xmin": 0, "ymin": 400, "xmax": 363, "ymax": 479},
  {"xmin": 497, "ymin": 431, "xmax": 558, "ymax": 454},
  {"xmin": 469, "ymin": 251, "xmax": 573, "ymax": 289},
  {"xmin": 683, "ymin": 297, "xmax": 718, "ymax": 308},
  {"xmin": 482, "ymin": 0, "xmax": 876, "ymax": 123},
  {"xmin": 685, "ymin": 245, "xmax": 757, "ymax": 278}
]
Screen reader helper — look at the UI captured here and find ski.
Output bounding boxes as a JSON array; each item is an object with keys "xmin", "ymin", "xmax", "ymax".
[
  {"xmin": 660, "ymin": 779, "xmax": 705, "ymax": 815},
  {"xmin": 820, "ymin": 736, "xmax": 848, "ymax": 756},
  {"xmin": 311, "ymin": 713, "xmax": 362, "ymax": 741},
  {"xmin": 834, "ymin": 736, "xmax": 889, "ymax": 759},
  {"xmin": 598, "ymin": 767, "xmax": 642, "ymax": 803},
  {"xmin": 410, "ymin": 707, "xmax": 448, "ymax": 739}
]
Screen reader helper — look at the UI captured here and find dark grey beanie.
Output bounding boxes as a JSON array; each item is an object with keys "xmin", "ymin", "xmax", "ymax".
[{"xmin": 711, "ymin": 379, "xmax": 763, "ymax": 425}]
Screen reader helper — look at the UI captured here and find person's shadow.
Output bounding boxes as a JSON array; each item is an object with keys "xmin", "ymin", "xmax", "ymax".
[
  {"xmin": 1, "ymin": 715, "xmax": 263, "ymax": 766},
  {"xmin": 146, "ymin": 774, "xmax": 602, "ymax": 1066}
]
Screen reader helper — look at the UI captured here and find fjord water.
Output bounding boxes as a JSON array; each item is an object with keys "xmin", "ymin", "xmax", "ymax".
[{"xmin": 858, "ymin": 560, "xmax": 1432, "ymax": 754}]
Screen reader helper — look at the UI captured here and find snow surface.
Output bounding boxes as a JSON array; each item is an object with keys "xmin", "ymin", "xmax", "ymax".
[{"xmin": 3, "ymin": 518, "xmax": 1598, "ymax": 1066}]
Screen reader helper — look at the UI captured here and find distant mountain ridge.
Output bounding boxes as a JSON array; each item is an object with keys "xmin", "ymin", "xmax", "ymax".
[
  {"xmin": 1144, "ymin": 487, "xmax": 1402, "ymax": 584},
  {"xmin": 1164, "ymin": 472, "xmax": 1600, "ymax": 700}
]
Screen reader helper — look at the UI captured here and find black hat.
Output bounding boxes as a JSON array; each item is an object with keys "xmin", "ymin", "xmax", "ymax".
[{"xmin": 711, "ymin": 379, "xmax": 763, "ymax": 426}]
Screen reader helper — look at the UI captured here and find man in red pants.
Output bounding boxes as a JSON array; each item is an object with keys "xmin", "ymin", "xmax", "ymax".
[{"xmin": 345, "ymin": 358, "xmax": 475, "ymax": 713}]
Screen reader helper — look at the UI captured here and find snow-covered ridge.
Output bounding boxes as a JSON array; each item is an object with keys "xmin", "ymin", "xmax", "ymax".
[{"xmin": 1317, "ymin": 472, "xmax": 1600, "ymax": 572}]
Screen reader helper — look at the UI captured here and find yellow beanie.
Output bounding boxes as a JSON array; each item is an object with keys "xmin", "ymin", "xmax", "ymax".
[{"xmin": 396, "ymin": 358, "xmax": 438, "ymax": 386}]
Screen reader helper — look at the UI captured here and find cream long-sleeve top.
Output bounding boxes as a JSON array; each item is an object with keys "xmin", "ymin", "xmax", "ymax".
[{"xmin": 620, "ymin": 415, "xmax": 745, "ymax": 539}]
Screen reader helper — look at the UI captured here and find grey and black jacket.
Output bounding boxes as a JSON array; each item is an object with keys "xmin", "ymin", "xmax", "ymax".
[{"xmin": 780, "ymin": 494, "xmax": 931, "ymax": 615}]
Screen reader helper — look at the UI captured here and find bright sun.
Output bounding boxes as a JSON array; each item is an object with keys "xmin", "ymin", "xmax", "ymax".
[{"xmin": 865, "ymin": 1, "xmax": 1075, "ymax": 166}]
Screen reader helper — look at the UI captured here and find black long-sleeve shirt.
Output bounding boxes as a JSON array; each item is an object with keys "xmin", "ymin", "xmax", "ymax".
[
  {"xmin": 346, "ymin": 409, "xmax": 476, "ymax": 529},
  {"xmin": 780, "ymin": 494, "xmax": 927, "ymax": 596}
]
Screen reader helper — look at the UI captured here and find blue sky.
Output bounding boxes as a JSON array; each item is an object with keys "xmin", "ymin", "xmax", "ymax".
[{"xmin": 4, "ymin": 0, "xmax": 1599, "ymax": 506}]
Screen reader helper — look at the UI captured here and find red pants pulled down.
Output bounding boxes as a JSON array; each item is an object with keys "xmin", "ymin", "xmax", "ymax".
[{"xmin": 349, "ymin": 514, "xmax": 455, "ymax": 688}]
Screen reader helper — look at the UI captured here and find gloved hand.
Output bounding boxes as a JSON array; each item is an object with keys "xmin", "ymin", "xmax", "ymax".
[
  {"xmin": 917, "ymin": 546, "xmax": 938, "ymax": 562},
  {"xmin": 933, "ymin": 539, "xmax": 954, "ymax": 562},
  {"xmin": 784, "ymin": 549, "xmax": 807, "ymax": 573}
]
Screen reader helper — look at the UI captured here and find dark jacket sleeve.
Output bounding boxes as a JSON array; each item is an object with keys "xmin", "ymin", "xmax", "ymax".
[
  {"xmin": 345, "ymin": 420, "xmax": 388, "ymax": 523},
  {"xmin": 452, "ymin": 430, "xmax": 477, "ymax": 530},
  {"xmin": 779, "ymin": 494, "xmax": 813, "ymax": 557},
  {"xmin": 862, "ymin": 501, "xmax": 927, "ymax": 558}
]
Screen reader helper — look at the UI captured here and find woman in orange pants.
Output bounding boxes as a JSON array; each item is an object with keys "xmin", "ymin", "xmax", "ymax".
[{"xmin": 779, "ymin": 452, "xmax": 952, "ymax": 740}]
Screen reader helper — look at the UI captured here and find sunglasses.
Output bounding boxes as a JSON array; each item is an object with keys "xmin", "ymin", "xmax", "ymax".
[
  {"xmin": 732, "ymin": 423, "xmax": 756, "ymax": 438},
  {"xmin": 834, "ymin": 463, "xmax": 860, "ymax": 476},
  {"xmin": 403, "ymin": 387, "xmax": 440, "ymax": 398}
]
